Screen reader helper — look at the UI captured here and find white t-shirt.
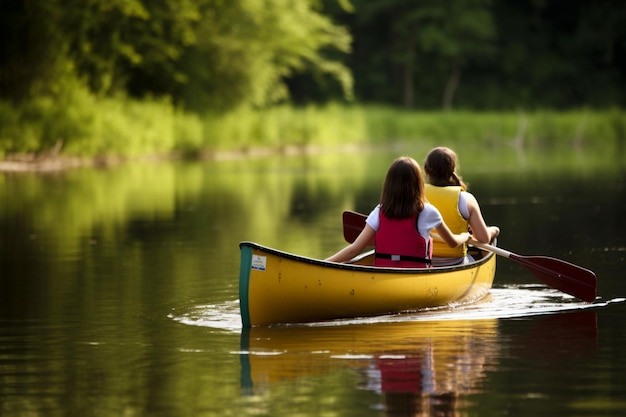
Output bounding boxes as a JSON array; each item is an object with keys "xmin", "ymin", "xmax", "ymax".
[
  {"xmin": 458, "ymin": 191, "xmax": 470, "ymax": 219},
  {"xmin": 365, "ymin": 203, "xmax": 443, "ymax": 241}
]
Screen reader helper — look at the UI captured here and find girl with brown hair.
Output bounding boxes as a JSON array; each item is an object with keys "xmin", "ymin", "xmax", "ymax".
[{"xmin": 424, "ymin": 147, "xmax": 500, "ymax": 266}]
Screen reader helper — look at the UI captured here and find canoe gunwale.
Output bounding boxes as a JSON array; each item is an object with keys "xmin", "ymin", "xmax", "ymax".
[{"xmin": 238, "ymin": 241, "xmax": 494, "ymax": 275}]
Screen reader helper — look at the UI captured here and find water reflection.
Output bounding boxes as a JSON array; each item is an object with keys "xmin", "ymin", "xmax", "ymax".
[
  {"xmin": 239, "ymin": 310, "xmax": 598, "ymax": 416},
  {"xmin": 240, "ymin": 319, "xmax": 497, "ymax": 413}
]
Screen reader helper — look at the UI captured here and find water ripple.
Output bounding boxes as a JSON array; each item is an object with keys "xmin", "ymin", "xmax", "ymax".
[{"xmin": 169, "ymin": 286, "xmax": 624, "ymax": 331}]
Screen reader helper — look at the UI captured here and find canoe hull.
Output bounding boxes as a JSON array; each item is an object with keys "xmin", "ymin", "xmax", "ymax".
[{"xmin": 239, "ymin": 242, "xmax": 496, "ymax": 327}]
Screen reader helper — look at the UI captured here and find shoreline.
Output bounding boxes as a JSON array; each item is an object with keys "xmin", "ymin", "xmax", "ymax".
[
  {"xmin": 0, "ymin": 144, "xmax": 366, "ymax": 173},
  {"xmin": 0, "ymin": 155, "xmax": 161, "ymax": 173}
]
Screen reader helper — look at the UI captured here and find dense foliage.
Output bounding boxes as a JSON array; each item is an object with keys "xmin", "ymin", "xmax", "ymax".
[
  {"xmin": 2, "ymin": 0, "xmax": 624, "ymax": 112},
  {"xmin": 317, "ymin": 0, "xmax": 626, "ymax": 109},
  {"xmin": 0, "ymin": 0, "xmax": 352, "ymax": 112},
  {"xmin": 0, "ymin": 0, "xmax": 624, "ymax": 158}
]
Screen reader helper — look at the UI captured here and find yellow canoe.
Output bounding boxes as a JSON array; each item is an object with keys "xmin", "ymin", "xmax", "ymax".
[{"xmin": 239, "ymin": 242, "xmax": 496, "ymax": 327}]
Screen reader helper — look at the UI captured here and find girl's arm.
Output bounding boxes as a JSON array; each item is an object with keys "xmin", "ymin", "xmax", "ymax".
[
  {"xmin": 434, "ymin": 222, "xmax": 470, "ymax": 248},
  {"xmin": 326, "ymin": 224, "xmax": 376, "ymax": 263},
  {"xmin": 466, "ymin": 193, "xmax": 500, "ymax": 243}
]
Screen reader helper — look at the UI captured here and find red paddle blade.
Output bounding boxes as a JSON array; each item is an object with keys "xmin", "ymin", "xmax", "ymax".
[
  {"xmin": 342, "ymin": 210, "xmax": 375, "ymax": 246},
  {"xmin": 342, "ymin": 210, "xmax": 366, "ymax": 243},
  {"xmin": 511, "ymin": 254, "xmax": 597, "ymax": 302}
]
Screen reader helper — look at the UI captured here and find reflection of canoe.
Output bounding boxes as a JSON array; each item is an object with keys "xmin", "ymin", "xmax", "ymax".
[
  {"xmin": 240, "ymin": 319, "xmax": 500, "ymax": 395},
  {"xmin": 238, "ymin": 242, "xmax": 496, "ymax": 327},
  {"xmin": 240, "ymin": 311, "xmax": 599, "ymax": 401}
]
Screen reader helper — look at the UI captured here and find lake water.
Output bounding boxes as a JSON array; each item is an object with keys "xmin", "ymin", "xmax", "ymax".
[{"xmin": 1, "ymin": 145, "xmax": 625, "ymax": 416}]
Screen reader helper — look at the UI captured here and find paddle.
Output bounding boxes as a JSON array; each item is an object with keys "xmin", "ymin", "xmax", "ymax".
[
  {"xmin": 342, "ymin": 210, "xmax": 374, "ymax": 247},
  {"xmin": 342, "ymin": 210, "xmax": 597, "ymax": 303}
]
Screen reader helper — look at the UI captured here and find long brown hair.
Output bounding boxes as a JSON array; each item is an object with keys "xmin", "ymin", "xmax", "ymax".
[
  {"xmin": 380, "ymin": 156, "xmax": 425, "ymax": 219},
  {"xmin": 424, "ymin": 147, "xmax": 468, "ymax": 190}
]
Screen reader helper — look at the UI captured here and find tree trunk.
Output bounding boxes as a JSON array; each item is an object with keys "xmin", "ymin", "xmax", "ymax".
[
  {"xmin": 442, "ymin": 64, "xmax": 462, "ymax": 111},
  {"xmin": 402, "ymin": 35, "xmax": 415, "ymax": 109}
]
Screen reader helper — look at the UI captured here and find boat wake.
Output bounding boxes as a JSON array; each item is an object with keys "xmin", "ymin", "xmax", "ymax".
[
  {"xmin": 169, "ymin": 286, "xmax": 624, "ymax": 332},
  {"xmin": 169, "ymin": 300, "xmax": 243, "ymax": 332}
]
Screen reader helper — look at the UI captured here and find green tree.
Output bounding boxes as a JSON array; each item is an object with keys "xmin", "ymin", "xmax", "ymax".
[
  {"xmin": 331, "ymin": 0, "xmax": 625, "ymax": 110},
  {"xmin": 177, "ymin": 0, "xmax": 353, "ymax": 112},
  {"xmin": 0, "ymin": 0, "xmax": 197, "ymax": 101},
  {"xmin": 0, "ymin": 1, "xmax": 70, "ymax": 103},
  {"xmin": 347, "ymin": 0, "xmax": 495, "ymax": 109},
  {"xmin": 0, "ymin": 0, "xmax": 352, "ymax": 112},
  {"xmin": 493, "ymin": 0, "xmax": 626, "ymax": 109},
  {"xmin": 66, "ymin": 0, "xmax": 201, "ymax": 96}
]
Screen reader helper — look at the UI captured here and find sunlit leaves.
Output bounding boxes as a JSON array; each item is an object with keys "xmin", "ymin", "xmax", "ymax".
[
  {"xmin": 0, "ymin": 0, "xmax": 352, "ymax": 114},
  {"xmin": 179, "ymin": 0, "xmax": 353, "ymax": 112}
]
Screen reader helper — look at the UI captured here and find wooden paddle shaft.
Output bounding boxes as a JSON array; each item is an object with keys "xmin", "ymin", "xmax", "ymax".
[
  {"xmin": 431, "ymin": 234, "xmax": 511, "ymax": 258},
  {"xmin": 468, "ymin": 239, "xmax": 512, "ymax": 259}
]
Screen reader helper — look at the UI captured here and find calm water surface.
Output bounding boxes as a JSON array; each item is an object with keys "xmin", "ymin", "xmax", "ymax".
[{"xmin": 1, "ymin": 146, "xmax": 625, "ymax": 417}]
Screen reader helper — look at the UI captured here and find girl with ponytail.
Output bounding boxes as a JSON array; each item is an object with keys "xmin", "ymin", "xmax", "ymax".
[{"xmin": 424, "ymin": 147, "xmax": 500, "ymax": 266}]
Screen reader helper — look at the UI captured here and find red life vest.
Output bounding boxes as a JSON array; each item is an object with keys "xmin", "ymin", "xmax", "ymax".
[{"xmin": 374, "ymin": 212, "xmax": 432, "ymax": 268}]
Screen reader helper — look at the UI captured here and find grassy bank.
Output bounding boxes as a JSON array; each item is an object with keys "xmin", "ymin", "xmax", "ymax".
[{"xmin": 0, "ymin": 90, "xmax": 624, "ymax": 162}]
